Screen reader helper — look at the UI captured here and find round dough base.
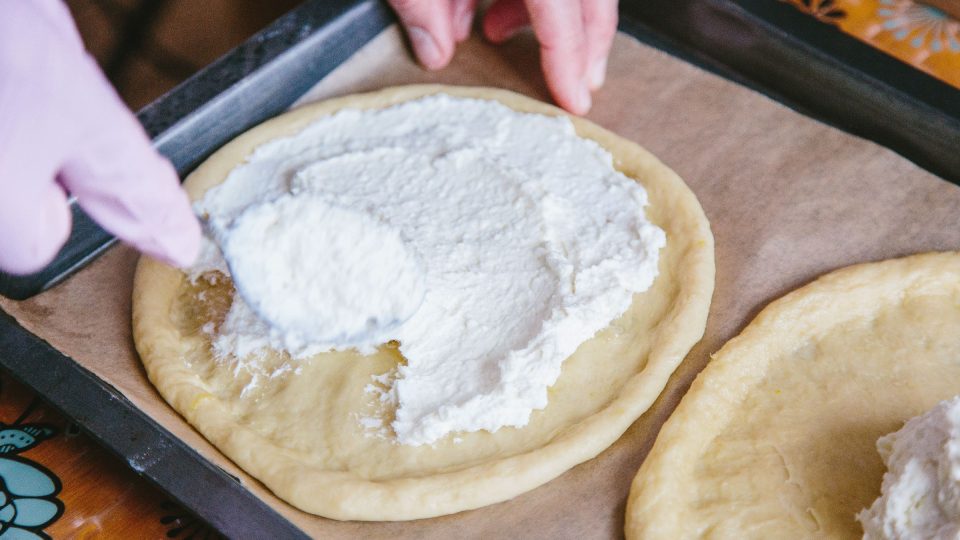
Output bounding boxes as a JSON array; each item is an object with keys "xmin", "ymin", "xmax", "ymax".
[
  {"xmin": 133, "ymin": 85, "xmax": 714, "ymax": 521},
  {"xmin": 626, "ymin": 252, "xmax": 960, "ymax": 539}
]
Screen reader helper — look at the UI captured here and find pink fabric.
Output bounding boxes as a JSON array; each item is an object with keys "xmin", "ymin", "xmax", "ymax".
[{"xmin": 0, "ymin": 0, "xmax": 199, "ymax": 275}]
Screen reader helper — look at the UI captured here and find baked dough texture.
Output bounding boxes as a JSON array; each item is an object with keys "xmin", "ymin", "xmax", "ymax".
[
  {"xmin": 626, "ymin": 252, "xmax": 960, "ymax": 539},
  {"xmin": 132, "ymin": 85, "xmax": 714, "ymax": 520}
]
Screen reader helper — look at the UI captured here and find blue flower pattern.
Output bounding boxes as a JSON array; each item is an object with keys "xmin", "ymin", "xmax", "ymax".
[
  {"xmin": 878, "ymin": 0, "xmax": 960, "ymax": 51},
  {"xmin": 0, "ymin": 425, "xmax": 62, "ymax": 540}
]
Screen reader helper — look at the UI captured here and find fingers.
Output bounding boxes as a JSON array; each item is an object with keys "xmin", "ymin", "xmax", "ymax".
[
  {"xmin": 388, "ymin": 0, "xmax": 456, "ymax": 70},
  {"xmin": 524, "ymin": 0, "xmax": 591, "ymax": 114},
  {"xmin": 0, "ymin": 182, "xmax": 71, "ymax": 275},
  {"xmin": 59, "ymin": 149, "xmax": 201, "ymax": 270},
  {"xmin": 482, "ymin": 0, "xmax": 529, "ymax": 43},
  {"xmin": 58, "ymin": 56, "xmax": 201, "ymax": 269},
  {"xmin": 0, "ymin": 0, "xmax": 197, "ymax": 274},
  {"xmin": 452, "ymin": 0, "xmax": 478, "ymax": 42},
  {"xmin": 582, "ymin": 0, "xmax": 618, "ymax": 90},
  {"xmin": 389, "ymin": 0, "xmax": 617, "ymax": 108}
]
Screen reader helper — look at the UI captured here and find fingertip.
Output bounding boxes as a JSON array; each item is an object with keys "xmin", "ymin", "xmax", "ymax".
[
  {"xmin": 132, "ymin": 213, "xmax": 202, "ymax": 270},
  {"xmin": 408, "ymin": 26, "xmax": 454, "ymax": 70},
  {"xmin": 582, "ymin": 0, "xmax": 617, "ymax": 92},
  {"xmin": 524, "ymin": 0, "xmax": 592, "ymax": 114},
  {"xmin": 388, "ymin": 0, "xmax": 456, "ymax": 70},
  {"xmin": 481, "ymin": 16, "xmax": 503, "ymax": 43},
  {"xmin": 129, "ymin": 160, "xmax": 203, "ymax": 269},
  {"xmin": 482, "ymin": 0, "xmax": 528, "ymax": 43},
  {"xmin": 146, "ymin": 199, "xmax": 202, "ymax": 269},
  {"xmin": 454, "ymin": 16, "xmax": 472, "ymax": 43},
  {"xmin": 589, "ymin": 56, "xmax": 607, "ymax": 91},
  {"xmin": 453, "ymin": 0, "xmax": 475, "ymax": 42},
  {"xmin": 482, "ymin": 20, "xmax": 519, "ymax": 44},
  {"xmin": 62, "ymin": 147, "xmax": 202, "ymax": 270},
  {"xmin": 545, "ymin": 74, "xmax": 592, "ymax": 116},
  {"xmin": 151, "ymin": 216, "xmax": 200, "ymax": 268},
  {"xmin": 570, "ymin": 82, "xmax": 593, "ymax": 115},
  {"xmin": 540, "ymin": 56, "xmax": 592, "ymax": 115}
]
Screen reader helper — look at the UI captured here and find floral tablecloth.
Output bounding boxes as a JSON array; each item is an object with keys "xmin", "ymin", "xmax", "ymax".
[
  {"xmin": 0, "ymin": 373, "xmax": 218, "ymax": 539},
  {"xmin": 783, "ymin": 0, "xmax": 960, "ymax": 87}
]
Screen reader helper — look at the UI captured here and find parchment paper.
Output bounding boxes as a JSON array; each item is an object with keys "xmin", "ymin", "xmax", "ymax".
[{"xmin": 4, "ymin": 26, "xmax": 960, "ymax": 538}]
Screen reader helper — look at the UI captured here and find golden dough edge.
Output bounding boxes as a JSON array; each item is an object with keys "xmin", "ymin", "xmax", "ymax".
[
  {"xmin": 623, "ymin": 251, "xmax": 960, "ymax": 539},
  {"xmin": 133, "ymin": 84, "xmax": 715, "ymax": 521}
]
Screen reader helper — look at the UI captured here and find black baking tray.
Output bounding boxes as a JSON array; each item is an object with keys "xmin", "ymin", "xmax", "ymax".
[{"xmin": 0, "ymin": 0, "xmax": 958, "ymax": 535}]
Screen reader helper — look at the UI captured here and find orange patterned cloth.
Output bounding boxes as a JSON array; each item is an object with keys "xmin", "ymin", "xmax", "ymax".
[
  {"xmin": 782, "ymin": 0, "xmax": 960, "ymax": 88},
  {"xmin": 0, "ymin": 372, "xmax": 219, "ymax": 538}
]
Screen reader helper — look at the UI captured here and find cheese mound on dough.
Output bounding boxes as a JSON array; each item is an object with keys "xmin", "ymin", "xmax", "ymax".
[
  {"xmin": 220, "ymin": 194, "xmax": 425, "ymax": 351},
  {"xmin": 191, "ymin": 95, "xmax": 665, "ymax": 446},
  {"xmin": 859, "ymin": 395, "xmax": 960, "ymax": 539}
]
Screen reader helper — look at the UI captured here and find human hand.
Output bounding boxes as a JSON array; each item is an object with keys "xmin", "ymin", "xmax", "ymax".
[
  {"xmin": 0, "ymin": 0, "xmax": 200, "ymax": 275},
  {"xmin": 387, "ymin": 0, "xmax": 618, "ymax": 115}
]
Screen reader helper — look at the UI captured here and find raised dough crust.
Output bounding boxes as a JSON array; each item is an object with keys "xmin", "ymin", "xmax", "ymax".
[
  {"xmin": 626, "ymin": 252, "xmax": 960, "ymax": 539},
  {"xmin": 133, "ymin": 85, "xmax": 714, "ymax": 521}
]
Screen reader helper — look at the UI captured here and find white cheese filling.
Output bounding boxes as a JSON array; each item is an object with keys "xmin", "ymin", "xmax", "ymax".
[
  {"xmin": 859, "ymin": 395, "xmax": 960, "ymax": 539},
  {"xmin": 191, "ymin": 95, "xmax": 665, "ymax": 446},
  {"xmin": 222, "ymin": 194, "xmax": 425, "ymax": 349}
]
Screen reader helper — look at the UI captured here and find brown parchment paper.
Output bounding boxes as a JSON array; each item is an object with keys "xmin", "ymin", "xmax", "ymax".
[{"xmin": 4, "ymin": 26, "xmax": 960, "ymax": 539}]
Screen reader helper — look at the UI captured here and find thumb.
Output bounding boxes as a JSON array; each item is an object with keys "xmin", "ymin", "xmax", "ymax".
[{"xmin": 60, "ymin": 150, "xmax": 201, "ymax": 270}]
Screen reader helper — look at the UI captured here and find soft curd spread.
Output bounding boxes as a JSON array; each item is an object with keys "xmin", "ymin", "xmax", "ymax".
[
  {"xmin": 859, "ymin": 395, "xmax": 960, "ymax": 539},
  {"xmin": 190, "ymin": 95, "xmax": 665, "ymax": 446}
]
